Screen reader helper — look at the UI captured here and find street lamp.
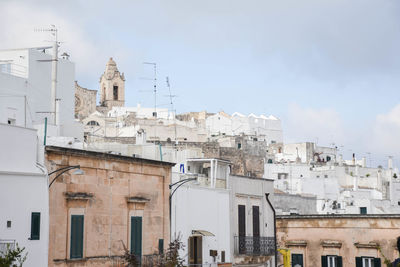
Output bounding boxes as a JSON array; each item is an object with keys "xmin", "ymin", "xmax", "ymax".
[
  {"xmin": 169, "ymin": 177, "xmax": 197, "ymax": 241},
  {"xmin": 48, "ymin": 165, "xmax": 84, "ymax": 188}
]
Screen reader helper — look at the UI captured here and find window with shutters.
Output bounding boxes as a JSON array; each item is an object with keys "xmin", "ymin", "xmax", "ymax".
[
  {"xmin": 30, "ymin": 212, "xmax": 40, "ymax": 240},
  {"xmin": 158, "ymin": 239, "xmax": 164, "ymax": 254},
  {"xmin": 252, "ymin": 206, "xmax": 260, "ymax": 254},
  {"xmin": 130, "ymin": 216, "xmax": 142, "ymax": 260},
  {"xmin": 292, "ymin": 253, "xmax": 304, "ymax": 267},
  {"xmin": 70, "ymin": 215, "xmax": 84, "ymax": 259},
  {"xmin": 356, "ymin": 257, "xmax": 381, "ymax": 267},
  {"xmin": 238, "ymin": 205, "xmax": 246, "ymax": 254},
  {"xmin": 360, "ymin": 207, "xmax": 367, "ymax": 214},
  {"xmin": 322, "ymin": 255, "xmax": 343, "ymax": 267}
]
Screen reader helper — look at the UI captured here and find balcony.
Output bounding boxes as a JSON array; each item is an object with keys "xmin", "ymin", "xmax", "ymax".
[
  {"xmin": 234, "ymin": 236, "xmax": 275, "ymax": 256},
  {"xmin": 0, "ymin": 239, "xmax": 16, "ymax": 255}
]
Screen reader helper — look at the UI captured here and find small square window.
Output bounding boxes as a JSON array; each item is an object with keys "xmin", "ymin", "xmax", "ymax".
[{"xmin": 324, "ymin": 175, "xmax": 328, "ymax": 178}]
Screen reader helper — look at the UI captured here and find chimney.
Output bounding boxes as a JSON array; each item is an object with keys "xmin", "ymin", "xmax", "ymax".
[
  {"xmin": 352, "ymin": 153, "xmax": 356, "ymax": 165},
  {"xmin": 361, "ymin": 157, "xmax": 367, "ymax": 168}
]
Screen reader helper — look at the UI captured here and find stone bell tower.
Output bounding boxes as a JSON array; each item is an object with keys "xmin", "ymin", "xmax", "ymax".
[{"xmin": 99, "ymin": 57, "xmax": 125, "ymax": 109}]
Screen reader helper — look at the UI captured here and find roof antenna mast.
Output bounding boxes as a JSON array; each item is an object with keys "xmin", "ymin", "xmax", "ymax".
[
  {"xmin": 143, "ymin": 62, "xmax": 157, "ymax": 118},
  {"xmin": 35, "ymin": 25, "xmax": 58, "ymax": 125}
]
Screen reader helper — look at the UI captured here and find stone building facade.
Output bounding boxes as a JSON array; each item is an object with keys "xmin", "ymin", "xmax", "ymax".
[
  {"xmin": 45, "ymin": 146, "xmax": 173, "ymax": 267},
  {"xmin": 74, "ymin": 81, "xmax": 97, "ymax": 120},
  {"xmin": 75, "ymin": 57, "xmax": 125, "ymax": 120},
  {"xmin": 277, "ymin": 214, "xmax": 400, "ymax": 267},
  {"xmin": 99, "ymin": 57, "xmax": 125, "ymax": 109}
]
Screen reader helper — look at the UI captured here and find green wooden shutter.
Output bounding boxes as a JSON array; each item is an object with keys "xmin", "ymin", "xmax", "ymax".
[
  {"xmin": 158, "ymin": 239, "xmax": 164, "ymax": 254},
  {"xmin": 321, "ymin": 256, "xmax": 328, "ymax": 267},
  {"xmin": 70, "ymin": 215, "xmax": 84, "ymax": 259},
  {"xmin": 130, "ymin": 217, "xmax": 142, "ymax": 258},
  {"xmin": 292, "ymin": 254, "xmax": 304, "ymax": 267},
  {"xmin": 374, "ymin": 258, "xmax": 381, "ymax": 267},
  {"xmin": 337, "ymin": 256, "xmax": 343, "ymax": 267},
  {"xmin": 355, "ymin": 257, "xmax": 362, "ymax": 267},
  {"xmin": 30, "ymin": 212, "xmax": 40, "ymax": 240}
]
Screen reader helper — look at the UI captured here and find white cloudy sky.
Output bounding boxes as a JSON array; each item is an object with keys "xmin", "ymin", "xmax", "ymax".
[{"xmin": 1, "ymin": 0, "xmax": 400, "ymax": 167}]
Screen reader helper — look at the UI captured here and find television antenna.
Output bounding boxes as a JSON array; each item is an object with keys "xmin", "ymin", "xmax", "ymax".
[
  {"xmin": 142, "ymin": 62, "xmax": 157, "ymax": 118},
  {"xmin": 165, "ymin": 76, "xmax": 178, "ymax": 142},
  {"xmin": 34, "ymin": 25, "xmax": 59, "ymax": 125}
]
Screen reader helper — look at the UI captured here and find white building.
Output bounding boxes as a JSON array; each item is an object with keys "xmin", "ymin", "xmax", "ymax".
[
  {"xmin": 0, "ymin": 47, "xmax": 83, "ymax": 147},
  {"xmin": 264, "ymin": 146, "xmax": 400, "ymax": 214},
  {"xmin": 0, "ymin": 123, "xmax": 49, "ymax": 266},
  {"xmin": 171, "ymin": 159, "xmax": 231, "ymax": 266},
  {"xmin": 229, "ymin": 175, "xmax": 275, "ymax": 266},
  {"xmin": 205, "ymin": 112, "xmax": 283, "ymax": 145}
]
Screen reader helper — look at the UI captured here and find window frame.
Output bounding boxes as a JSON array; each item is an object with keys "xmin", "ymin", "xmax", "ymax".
[{"xmin": 30, "ymin": 212, "xmax": 41, "ymax": 240}]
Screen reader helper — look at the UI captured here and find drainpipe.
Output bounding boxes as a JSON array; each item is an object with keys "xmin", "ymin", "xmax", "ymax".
[{"xmin": 265, "ymin": 193, "xmax": 277, "ymax": 267}]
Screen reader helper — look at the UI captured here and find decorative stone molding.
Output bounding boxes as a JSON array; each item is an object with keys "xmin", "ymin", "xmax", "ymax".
[
  {"xmin": 321, "ymin": 240, "xmax": 342, "ymax": 248},
  {"xmin": 354, "ymin": 242, "xmax": 379, "ymax": 249},
  {"xmin": 286, "ymin": 240, "xmax": 307, "ymax": 247},
  {"xmin": 126, "ymin": 196, "xmax": 150, "ymax": 203},
  {"xmin": 64, "ymin": 192, "xmax": 94, "ymax": 201}
]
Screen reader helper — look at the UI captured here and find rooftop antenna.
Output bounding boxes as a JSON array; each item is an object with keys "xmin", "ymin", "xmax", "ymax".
[
  {"xmin": 142, "ymin": 62, "xmax": 157, "ymax": 118},
  {"xmin": 34, "ymin": 24, "xmax": 58, "ymax": 125},
  {"xmin": 165, "ymin": 76, "xmax": 178, "ymax": 142}
]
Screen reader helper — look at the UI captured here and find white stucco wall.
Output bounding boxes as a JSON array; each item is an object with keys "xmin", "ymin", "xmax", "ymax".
[
  {"xmin": 0, "ymin": 48, "xmax": 75, "ymax": 129},
  {"xmin": 171, "ymin": 184, "xmax": 231, "ymax": 265},
  {"xmin": 0, "ymin": 123, "xmax": 49, "ymax": 267}
]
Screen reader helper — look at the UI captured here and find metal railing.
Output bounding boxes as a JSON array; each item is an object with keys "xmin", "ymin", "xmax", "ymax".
[
  {"xmin": 234, "ymin": 236, "xmax": 275, "ymax": 256},
  {"xmin": 0, "ymin": 239, "xmax": 16, "ymax": 255}
]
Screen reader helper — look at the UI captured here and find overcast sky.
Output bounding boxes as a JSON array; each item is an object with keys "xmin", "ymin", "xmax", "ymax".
[{"xmin": 1, "ymin": 0, "xmax": 400, "ymax": 167}]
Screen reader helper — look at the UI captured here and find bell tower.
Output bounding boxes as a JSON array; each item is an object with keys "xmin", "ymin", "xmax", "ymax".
[{"xmin": 99, "ymin": 57, "xmax": 125, "ymax": 109}]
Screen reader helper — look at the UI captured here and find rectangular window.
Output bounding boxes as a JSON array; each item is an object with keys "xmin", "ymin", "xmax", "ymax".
[
  {"xmin": 292, "ymin": 253, "xmax": 303, "ymax": 267},
  {"xmin": 360, "ymin": 207, "xmax": 367, "ymax": 214},
  {"xmin": 221, "ymin": 251, "xmax": 225, "ymax": 263},
  {"xmin": 113, "ymin": 86, "xmax": 118, "ymax": 100},
  {"xmin": 30, "ymin": 212, "xmax": 40, "ymax": 240},
  {"xmin": 131, "ymin": 216, "xmax": 142, "ymax": 259},
  {"xmin": 253, "ymin": 206, "xmax": 260, "ymax": 254},
  {"xmin": 322, "ymin": 255, "xmax": 342, "ymax": 267},
  {"xmin": 356, "ymin": 257, "xmax": 381, "ymax": 267},
  {"xmin": 238, "ymin": 205, "xmax": 246, "ymax": 254},
  {"xmin": 158, "ymin": 239, "xmax": 164, "ymax": 255},
  {"xmin": 70, "ymin": 215, "xmax": 84, "ymax": 259}
]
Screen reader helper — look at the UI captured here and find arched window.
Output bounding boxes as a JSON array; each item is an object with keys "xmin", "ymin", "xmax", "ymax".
[
  {"xmin": 113, "ymin": 85, "xmax": 118, "ymax": 100},
  {"xmin": 87, "ymin": 120, "xmax": 100, "ymax": 126}
]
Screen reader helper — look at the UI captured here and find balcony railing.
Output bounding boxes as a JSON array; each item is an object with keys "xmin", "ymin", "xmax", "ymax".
[
  {"xmin": 0, "ymin": 239, "xmax": 16, "ymax": 255},
  {"xmin": 234, "ymin": 236, "xmax": 275, "ymax": 256}
]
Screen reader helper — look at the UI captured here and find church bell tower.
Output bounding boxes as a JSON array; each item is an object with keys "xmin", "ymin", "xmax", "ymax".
[{"xmin": 99, "ymin": 57, "xmax": 125, "ymax": 109}]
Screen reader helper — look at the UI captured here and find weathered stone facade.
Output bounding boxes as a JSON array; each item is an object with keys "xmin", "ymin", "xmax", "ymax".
[
  {"xmin": 74, "ymin": 81, "xmax": 97, "ymax": 120},
  {"xmin": 277, "ymin": 214, "xmax": 400, "ymax": 267},
  {"xmin": 99, "ymin": 58, "xmax": 125, "ymax": 109},
  {"xmin": 46, "ymin": 146, "xmax": 173, "ymax": 267}
]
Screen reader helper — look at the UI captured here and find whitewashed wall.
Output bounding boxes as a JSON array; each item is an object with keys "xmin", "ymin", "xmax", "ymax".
[{"xmin": 0, "ymin": 124, "xmax": 49, "ymax": 267}]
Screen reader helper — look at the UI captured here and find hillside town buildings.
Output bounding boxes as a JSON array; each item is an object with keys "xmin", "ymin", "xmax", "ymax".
[
  {"xmin": 265, "ymin": 142, "xmax": 400, "ymax": 215},
  {"xmin": 2, "ymin": 48, "xmax": 400, "ymax": 267}
]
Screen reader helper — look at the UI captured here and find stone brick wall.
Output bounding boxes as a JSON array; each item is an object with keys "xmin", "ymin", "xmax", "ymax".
[
  {"xmin": 75, "ymin": 82, "xmax": 97, "ymax": 120},
  {"xmin": 46, "ymin": 146, "xmax": 172, "ymax": 267}
]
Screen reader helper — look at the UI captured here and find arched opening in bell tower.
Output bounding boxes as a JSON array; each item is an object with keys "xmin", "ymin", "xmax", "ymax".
[{"xmin": 113, "ymin": 85, "xmax": 118, "ymax": 100}]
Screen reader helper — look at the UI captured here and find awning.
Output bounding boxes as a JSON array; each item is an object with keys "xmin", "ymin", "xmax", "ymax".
[{"xmin": 191, "ymin": 230, "xmax": 215, "ymax": 236}]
